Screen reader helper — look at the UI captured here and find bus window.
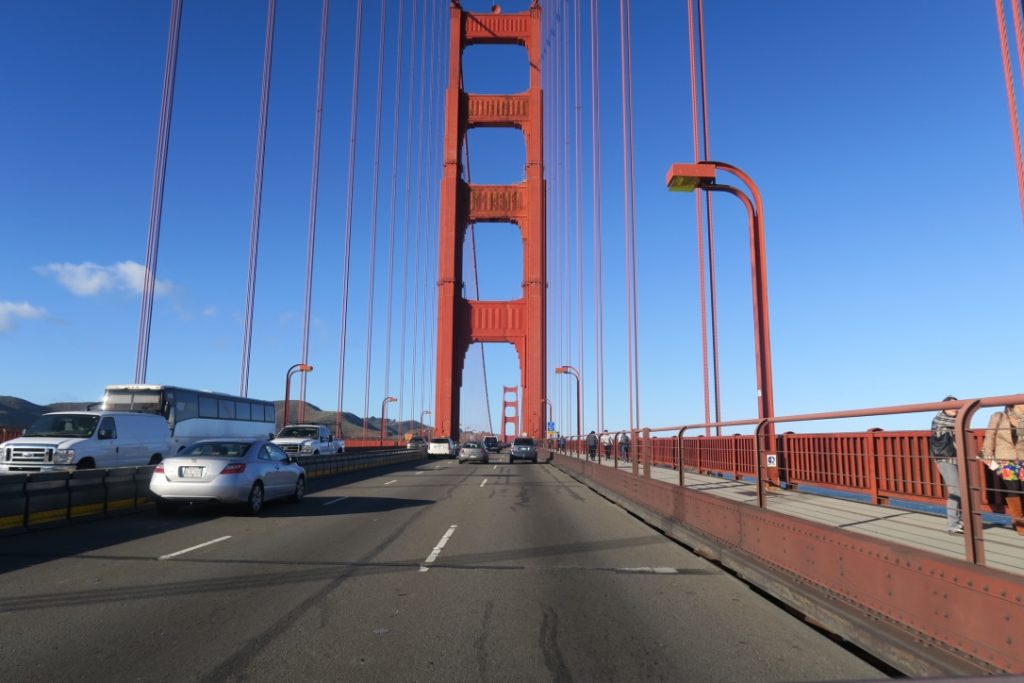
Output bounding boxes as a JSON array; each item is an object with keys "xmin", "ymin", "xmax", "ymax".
[
  {"xmin": 175, "ymin": 391, "xmax": 198, "ymax": 421},
  {"xmin": 218, "ymin": 400, "xmax": 235, "ymax": 419},
  {"xmin": 236, "ymin": 401, "xmax": 251, "ymax": 421},
  {"xmin": 265, "ymin": 404, "xmax": 276, "ymax": 423},
  {"xmin": 199, "ymin": 396, "xmax": 218, "ymax": 418}
]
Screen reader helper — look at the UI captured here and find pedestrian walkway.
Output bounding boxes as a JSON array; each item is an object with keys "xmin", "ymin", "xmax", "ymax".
[{"xmin": 563, "ymin": 452, "xmax": 1024, "ymax": 576}]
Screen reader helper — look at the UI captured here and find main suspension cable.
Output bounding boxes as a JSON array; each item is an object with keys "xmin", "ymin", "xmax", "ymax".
[
  {"xmin": 589, "ymin": 0, "xmax": 605, "ymax": 433},
  {"xmin": 240, "ymin": 0, "xmax": 277, "ymax": 398},
  {"xmin": 573, "ymin": 0, "xmax": 585, "ymax": 434},
  {"xmin": 997, "ymin": 0, "xmax": 1024, "ymax": 228},
  {"xmin": 300, "ymin": 0, "xmax": 330, "ymax": 423}
]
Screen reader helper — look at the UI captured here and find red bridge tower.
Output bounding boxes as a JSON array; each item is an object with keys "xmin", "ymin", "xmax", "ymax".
[{"xmin": 434, "ymin": 2, "xmax": 546, "ymax": 440}]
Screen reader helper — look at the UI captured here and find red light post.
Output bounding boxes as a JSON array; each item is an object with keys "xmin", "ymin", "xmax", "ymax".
[
  {"xmin": 419, "ymin": 410, "xmax": 431, "ymax": 438},
  {"xmin": 283, "ymin": 363, "xmax": 313, "ymax": 429},
  {"xmin": 380, "ymin": 396, "xmax": 397, "ymax": 445},
  {"xmin": 555, "ymin": 365, "xmax": 582, "ymax": 438},
  {"xmin": 666, "ymin": 161, "xmax": 775, "ymax": 424}
]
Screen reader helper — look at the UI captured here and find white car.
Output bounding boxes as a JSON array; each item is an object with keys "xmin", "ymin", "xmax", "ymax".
[
  {"xmin": 150, "ymin": 439, "xmax": 305, "ymax": 515},
  {"xmin": 272, "ymin": 424, "xmax": 345, "ymax": 456},
  {"xmin": 427, "ymin": 437, "xmax": 458, "ymax": 459}
]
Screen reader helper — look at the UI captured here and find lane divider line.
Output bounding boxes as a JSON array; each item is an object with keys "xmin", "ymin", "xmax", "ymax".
[
  {"xmin": 480, "ymin": 478, "xmax": 488, "ymax": 488},
  {"xmin": 323, "ymin": 496, "xmax": 348, "ymax": 506},
  {"xmin": 158, "ymin": 536, "xmax": 231, "ymax": 561},
  {"xmin": 384, "ymin": 479, "xmax": 398, "ymax": 486},
  {"xmin": 419, "ymin": 525, "xmax": 458, "ymax": 573},
  {"xmin": 416, "ymin": 471, "xmax": 424, "ymax": 475},
  {"xmin": 492, "ymin": 465, "xmax": 497, "ymax": 470}
]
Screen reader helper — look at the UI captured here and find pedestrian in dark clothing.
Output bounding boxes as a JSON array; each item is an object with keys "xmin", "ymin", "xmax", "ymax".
[
  {"xmin": 586, "ymin": 431, "xmax": 598, "ymax": 460},
  {"xmin": 619, "ymin": 432, "xmax": 630, "ymax": 462},
  {"xmin": 930, "ymin": 396, "xmax": 962, "ymax": 534}
]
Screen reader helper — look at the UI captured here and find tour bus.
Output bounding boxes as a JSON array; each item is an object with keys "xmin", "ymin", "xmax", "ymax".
[{"xmin": 102, "ymin": 384, "xmax": 276, "ymax": 454}]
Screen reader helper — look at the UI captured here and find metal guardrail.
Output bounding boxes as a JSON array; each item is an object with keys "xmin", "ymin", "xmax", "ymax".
[{"xmin": 0, "ymin": 447, "xmax": 424, "ymax": 532}]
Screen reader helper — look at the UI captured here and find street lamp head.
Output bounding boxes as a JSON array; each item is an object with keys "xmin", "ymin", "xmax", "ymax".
[
  {"xmin": 665, "ymin": 162, "xmax": 717, "ymax": 192},
  {"xmin": 555, "ymin": 366, "xmax": 568, "ymax": 374},
  {"xmin": 384, "ymin": 396, "xmax": 397, "ymax": 403},
  {"xmin": 298, "ymin": 364, "xmax": 313, "ymax": 372}
]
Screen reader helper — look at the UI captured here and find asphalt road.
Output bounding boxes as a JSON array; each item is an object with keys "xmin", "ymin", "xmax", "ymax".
[{"xmin": 0, "ymin": 456, "xmax": 886, "ymax": 682}]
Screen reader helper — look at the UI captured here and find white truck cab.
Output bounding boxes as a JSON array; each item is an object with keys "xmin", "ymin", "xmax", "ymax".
[
  {"xmin": 272, "ymin": 424, "xmax": 345, "ymax": 456},
  {"xmin": 0, "ymin": 411, "xmax": 171, "ymax": 472}
]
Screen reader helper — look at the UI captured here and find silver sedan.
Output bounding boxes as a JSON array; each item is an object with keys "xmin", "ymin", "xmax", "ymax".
[
  {"xmin": 150, "ymin": 439, "xmax": 306, "ymax": 515},
  {"xmin": 458, "ymin": 441, "xmax": 489, "ymax": 464}
]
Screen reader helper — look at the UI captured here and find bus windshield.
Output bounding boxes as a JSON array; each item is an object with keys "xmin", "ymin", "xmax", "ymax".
[{"xmin": 103, "ymin": 389, "xmax": 165, "ymax": 415}]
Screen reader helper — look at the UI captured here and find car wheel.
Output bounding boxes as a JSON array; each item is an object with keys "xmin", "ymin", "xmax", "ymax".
[
  {"xmin": 155, "ymin": 499, "xmax": 177, "ymax": 515},
  {"xmin": 313, "ymin": 450, "xmax": 320, "ymax": 456},
  {"xmin": 149, "ymin": 454, "xmax": 162, "ymax": 466},
  {"xmin": 76, "ymin": 458, "xmax": 96, "ymax": 470},
  {"xmin": 291, "ymin": 476, "xmax": 305, "ymax": 503},
  {"xmin": 246, "ymin": 481, "xmax": 264, "ymax": 516}
]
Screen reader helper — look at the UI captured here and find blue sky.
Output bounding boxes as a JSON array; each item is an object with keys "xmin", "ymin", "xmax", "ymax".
[{"xmin": 1, "ymin": 0, "xmax": 1021, "ymax": 436}]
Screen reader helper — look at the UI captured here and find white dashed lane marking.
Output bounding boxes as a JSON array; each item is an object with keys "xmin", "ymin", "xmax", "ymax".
[
  {"xmin": 420, "ymin": 525, "xmax": 458, "ymax": 573},
  {"xmin": 158, "ymin": 536, "xmax": 231, "ymax": 561}
]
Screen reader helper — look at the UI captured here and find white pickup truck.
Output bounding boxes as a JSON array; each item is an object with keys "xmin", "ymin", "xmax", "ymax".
[{"xmin": 272, "ymin": 424, "xmax": 345, "ymax": 456}]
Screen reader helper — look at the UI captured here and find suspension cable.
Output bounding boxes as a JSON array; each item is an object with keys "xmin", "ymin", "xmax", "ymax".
[
  {"xmin": 409, "ymin": 1, "xmax": 438, "ymax": 427},
  {"xmin": 573, "ymin": 0, "xmax": 585, "ymax": 434},
  {"xmin": 240, "ymin": 0, "xmax": 277, "ymax": 397},
  {"xmin": 420, "ymin": 3, "xmax": 442, "ymax": 428},
  {"xmin": 997, "ymin": 0, "xmax": 1024, "ymax": 228},
  {"xmin": 687, "ymin": 0, "xmax": 710, "ymax": 434},
  {"xmin": 696, "ymin": 0, "xmax": 722, "ymax": 433},
  {"xmin": 382, "ymin": 0, "xmax": 406, "ymax": 432},
  {"xmin": 588, "ymin": 0, "xmax": 605, "ymax": 433},
  {"xmin": 361, "ymin": 1, "xmax": 389, "ymax": 439},
  {"xmin": 299, "ymin": 0, "xmax": 330, "ymax": 423},
  {"xmin": 334, "ymin": 0, "xmax": 365, "ymax": 433},
  {"xmin": 135, "ymin": 0, "xmax": 182, "ymax": 384},
  {"xmin": 619, "ymin": 0, "xmax": 640, "ymax": 431},
  {"xmin": 397, "ymin": 0, "xmax": 421, "ymax": 427}
]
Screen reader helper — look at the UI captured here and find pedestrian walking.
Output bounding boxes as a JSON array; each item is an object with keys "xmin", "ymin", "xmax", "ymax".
[
  {"xmin": 601, "ymin": 431, "xmax": 612, "ymax": 460},
  {"xmin": 619, "ymin": 432, "xmax": 630, "ymax": 462},
  {"xmin": 586, "ymin": 431, "xmax": 598, "ymax": 460},
  {"xmin": 980, "ymin": 403, "xmax": 1024, "ymax": 535},
  {"xmin": 929, "ymin": 396, "xmax": 962, "ymax": 534}
]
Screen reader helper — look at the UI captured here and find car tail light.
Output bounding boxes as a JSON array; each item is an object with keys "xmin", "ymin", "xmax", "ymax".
[
  {"xmin": 221, "ymin": 462, "xmax": 246, "ymax": 474},
  {"xmin": 154, "ymin": 464, "xmax": 164, "ymax": 473}
]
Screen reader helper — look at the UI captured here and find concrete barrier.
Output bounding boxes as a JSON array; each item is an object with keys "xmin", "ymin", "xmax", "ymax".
[{"xmin": 0, "ymin": 449, "xmax": 422, "ymax": 533}]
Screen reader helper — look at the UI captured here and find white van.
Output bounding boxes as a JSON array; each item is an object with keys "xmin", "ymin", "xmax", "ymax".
[{"xmin": 0, "ymin": 411, "xmax": 171, "ymax": 473}]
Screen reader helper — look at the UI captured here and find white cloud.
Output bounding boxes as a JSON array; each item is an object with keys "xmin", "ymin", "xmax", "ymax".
[
  {"xmin": 202, "ymin": 306, "xmax": 217, "ymax": 318},
  {"xmin": 0, "ymin": 301, "xmax": 46, "ymax": 333},
  {"xmin": 35, "ymin": 261, "xmax": 172, "ymax": 297}
]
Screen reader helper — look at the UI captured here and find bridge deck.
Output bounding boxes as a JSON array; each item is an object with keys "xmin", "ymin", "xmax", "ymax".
[{"xmin": 584, "ymin": 455, "xmax": 1024, "ymax": 576}]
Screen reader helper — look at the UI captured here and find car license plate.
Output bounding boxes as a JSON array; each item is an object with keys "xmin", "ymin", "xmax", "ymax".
[{"xmin": 182, "ymin": 466, "xmax": 204, "ymax": 478}]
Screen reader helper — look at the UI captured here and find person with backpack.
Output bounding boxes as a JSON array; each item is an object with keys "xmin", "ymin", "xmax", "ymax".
[
  {"xmin": 980, "ymin": 403, "xmax": 1024, "ymax": 534},
  {"xmin": 929, "ymin": 396, "xmax": 962, "ymax": 534},
  {"xmin": 618, "ymin": 432, "xmax": 630, "ymax": 462},
  {"xmin": 601, "ymin": 431, "xmax": 612, "ymax": 460},
  {"xmin": 586, "ymin": 431, "xmax": 598, "ymax": 460}
]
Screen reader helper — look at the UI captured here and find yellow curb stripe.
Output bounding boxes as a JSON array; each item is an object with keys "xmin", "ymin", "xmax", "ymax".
[
  {"xmin": 0, "ymin": 514, "xmax": 24, "ymax": 529},
  {"xmin": 69, "ymin": 503, "xmax": 104, "ymax": 519}
]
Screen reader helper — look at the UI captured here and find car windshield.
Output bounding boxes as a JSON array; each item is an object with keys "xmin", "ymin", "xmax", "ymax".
[
  {"xmin": 513, "ymin": 438, "xmax": 535, "ymax": 446},
  {"xmin": 278, "ymin": 427, "xmax": 318, "ymax": 438},
  {"xmin": 430, "ymin": 438, "xmax": 448, "ymax": 444},
  {"xmin": 463, "ymin": 441, "xmax": 481, "ymax": 449},
  {"xmin": 182, "ymin": 441, "xmax": 251, "ymax": 458},
  {"xmin": 484, "ymin": 437, "xmax": 497, "ymax": 443},
  {"xmin": 24, "ymin": 414, "xmax": 100, "ymax": 438}
]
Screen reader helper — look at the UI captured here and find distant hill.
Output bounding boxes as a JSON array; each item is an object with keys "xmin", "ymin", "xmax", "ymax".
[{"xmin": 0, "ymin": 395, "xmax": 424, "ymax": 439}]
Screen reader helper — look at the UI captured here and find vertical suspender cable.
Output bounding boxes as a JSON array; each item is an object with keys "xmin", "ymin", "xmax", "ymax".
[
  {"xmin": 361, "ymin": 1, "xmax": 389, "ymax": 439},
  {"xmin": 619, "ymin": 0, "xmax": 640, "ymax": 431},
  {"xmin": 383, "ymin": 0, "xmax": 406, "ymax": 434},
  {"xmin": 240, "ymin": 0, "xmax": 277, "ymax": 397},
  {"xmin": 696, "ymin": 0, "xmax": 722, "ymax": 433},
  {"xmin": 299, "ymin": 0, "xmax": 330, "ymax": 423},
  {"xmin": 573, "ymin": 0, "xmax": 585, "ymax": 433},
  {"xmin": 334, "ymin": 0, "xmax": 365, "ymax": 434},
  {"xmin": 686, "ymin": 0, "xmax": 710, "ymax": 434},
  {"xmin": 589, "ymin": 0, "xmax": 605, "ymax": 433},
  {"xmin": 420, "ymin": 4, "xmax": 442, "ymax": 425},
  {"xmin": 409, "ymin": 2, "xmax": 438, "ymax": 427},
  {"xmin": 135, "ymin": 0, "xmax": 182, "ymax": 384},
  {"xmin": 997, "ymin": 0, "xmax": 1024, "ymax": 228},
  {"xmin": 562, "ymin": 0, "xmax": 572, "ymax": 434},
  {"xmin": 398, "ymin": 0, "xmax": 421, "ymax": 427}
]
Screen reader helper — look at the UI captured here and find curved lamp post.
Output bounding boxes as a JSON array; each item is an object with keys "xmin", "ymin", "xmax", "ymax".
[
  {"xmin": 666, "ymin": 161, "xmax": 775, "ymax": 423},
  {"xmin": 380, "ymin": 396, "xmax": 397, "ymax": 445},
  {"xmin": 283, "ymin": 363, "xmax": 313, "ymax": 429},
  {"xmin": 554, "ymin": 365, "xmax": 582, "ymax": 437}
]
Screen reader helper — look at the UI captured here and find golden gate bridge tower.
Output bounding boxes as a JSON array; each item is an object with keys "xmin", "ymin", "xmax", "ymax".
[{"xmin": 434, "ymin": 1, "xmax": 546, "ymax": 440}]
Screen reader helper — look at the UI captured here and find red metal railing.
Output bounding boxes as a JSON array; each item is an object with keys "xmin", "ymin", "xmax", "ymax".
[{"xmin": 0, "ymin": 427, "xmax": 21, "ymax": 443}]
